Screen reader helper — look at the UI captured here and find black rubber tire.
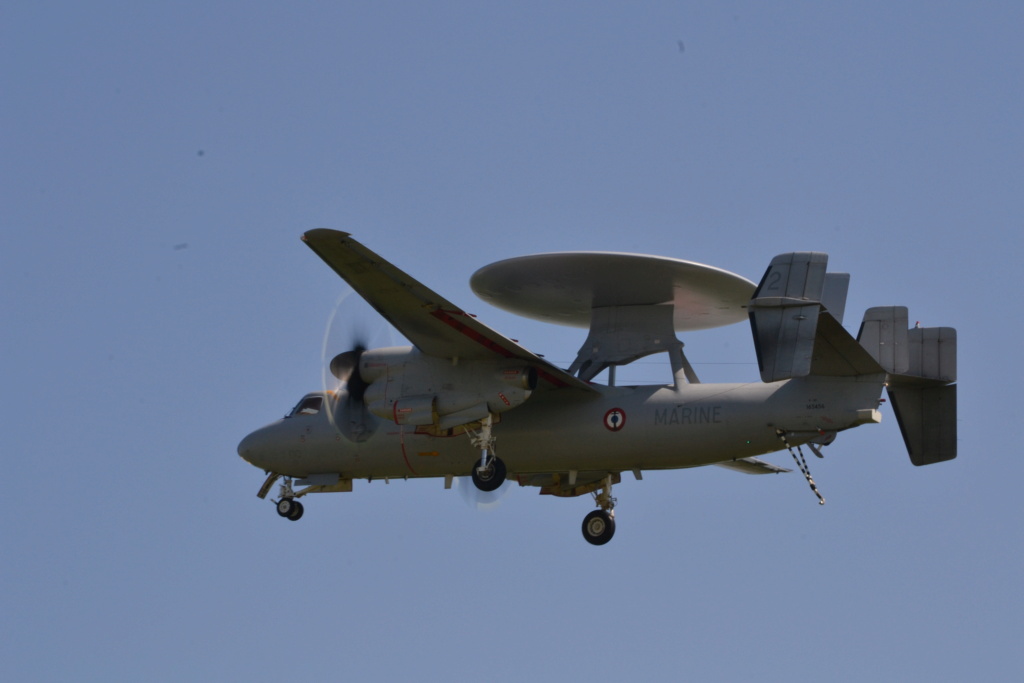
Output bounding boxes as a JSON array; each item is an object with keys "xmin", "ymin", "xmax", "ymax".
[
  {"xmin": 276, "ymin": 498, "xmax": 296, "ymax": 518},
  {"xmin": 470, "ymin": 456, "xmax": 507, "ymax": 492},
  {"xmin": 582, "ymin": 509, "xmax": 616, "ymax": 546},
  {"xmin": 287, "ymin": 501, "xmax": 304, "ymax": 521}
]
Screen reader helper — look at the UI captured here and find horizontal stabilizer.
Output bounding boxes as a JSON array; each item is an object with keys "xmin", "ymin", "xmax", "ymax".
[
  {"xmin": 748, "ymin": 252, "xmax": 828, "ymax": 382},
  {"xmin": 809, "ymin": 311, "xmax": 886, "ymax": 377},
  {"xmin": 887, "ymin": 383, "xmax": 957, "ymax": 465}
]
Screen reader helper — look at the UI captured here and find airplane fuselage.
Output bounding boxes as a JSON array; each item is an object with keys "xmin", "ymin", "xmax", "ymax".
[{"xmin": 238, "ymin": 369, "xmax": 886, "ymax": 482}]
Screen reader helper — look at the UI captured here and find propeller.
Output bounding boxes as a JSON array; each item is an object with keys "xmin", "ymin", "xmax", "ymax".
[
  {"xmin": 320, "ymin": 289, "xmax": 393, "ymax": 442},
  {"xmin": 454, "ymin": 476, "xmax": 513, "ymax": 511},
  {"xmin": 329, "ymin": 345, "xmax": 368, "ymax": 400}
]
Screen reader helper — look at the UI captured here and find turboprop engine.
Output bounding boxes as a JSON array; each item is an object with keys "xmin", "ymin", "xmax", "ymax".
[{"xmin": 331, "ymin": 346, "xmax": 537, "ymax": 431}]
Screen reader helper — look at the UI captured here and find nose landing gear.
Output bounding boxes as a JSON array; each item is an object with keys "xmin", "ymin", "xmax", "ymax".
[
  {"xmin": 276, "ymin": 496, "xmax": 304, "ymax": 521},
  {"xmin": 259, "ymin": 475, "xmax": 305, "ymax": 521}
]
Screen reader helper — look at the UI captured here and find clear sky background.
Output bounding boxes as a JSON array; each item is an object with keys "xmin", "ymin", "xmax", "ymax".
[{"xmin": 3, "ymin": 2, "xmax": 1022, "ymax": 681}]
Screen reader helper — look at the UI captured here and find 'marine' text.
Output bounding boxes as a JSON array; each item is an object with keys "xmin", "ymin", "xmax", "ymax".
[{"xmin": 654, "ymin": 405, "xmax": 723, "ymax": 425}]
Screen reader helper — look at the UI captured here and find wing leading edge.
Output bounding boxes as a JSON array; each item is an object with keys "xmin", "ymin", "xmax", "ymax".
[{"xmin": 302, "ymin": 229, "xmax": 596, "ymax": 392}]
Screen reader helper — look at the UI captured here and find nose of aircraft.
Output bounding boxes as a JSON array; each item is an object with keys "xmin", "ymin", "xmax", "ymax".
[
  {"xmin": 237, "ymin": 428, "xmax": 266, "ymax": 466},
  {"xmin": 238, "ymin": 420, "xmax": 296, "ymax": 471}
]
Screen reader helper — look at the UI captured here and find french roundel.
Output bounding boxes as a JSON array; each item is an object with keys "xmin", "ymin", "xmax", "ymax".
[{"xmin": 604, "ymin": 408, "xmax": 626, "ymax": 432}]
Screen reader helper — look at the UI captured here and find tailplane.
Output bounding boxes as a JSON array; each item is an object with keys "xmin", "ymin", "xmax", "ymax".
[
  {"xmin": 749, "ymin": 253, "xmax": 958, "ymax": 466},
  {"xmin": 858, "ymin": 308, "xmax": 957, "ymax": 465},
  {"xmin": 748, "ymin": 252, "xmax": 881, "ymax": 381}
]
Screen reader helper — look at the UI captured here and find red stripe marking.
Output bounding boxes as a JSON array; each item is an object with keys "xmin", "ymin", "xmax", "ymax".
[
  {"xmin": 431, "ymin": 309, "xmax": 517, "ymax": 358},
  {"xmin": 430, "ymin": 309, "xmax": 574, "ymax": 388},
  {"xmin": 399, "ymin": 426, "xmax": 417, "ymax": 475},
  {"xmin": 543, "ymin": 370, "xmax": 572, "ymax": 387}
]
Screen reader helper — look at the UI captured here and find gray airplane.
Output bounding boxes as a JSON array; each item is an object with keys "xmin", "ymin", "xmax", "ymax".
[{"xmin": 238, "ymin": 230, "xmax": 957, "ymax": 545}]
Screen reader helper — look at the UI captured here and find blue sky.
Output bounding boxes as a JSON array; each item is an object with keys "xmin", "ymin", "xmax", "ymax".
[{"xmin": 3, "ymin": 2, "xmax": 1022, "ymax": 680}]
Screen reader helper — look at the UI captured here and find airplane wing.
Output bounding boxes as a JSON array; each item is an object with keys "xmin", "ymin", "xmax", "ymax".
[{"xmin": 302, "ymin": 229, "xmax": 597, "ymax": 393}]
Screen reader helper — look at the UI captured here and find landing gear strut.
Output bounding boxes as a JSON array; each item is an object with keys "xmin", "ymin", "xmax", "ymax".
[
  {"xmin": 581, "ymin": 475, "xmax": 617, "ymax": 545},
  {"xmin": 468, "ymin": 414, "xmax": 506, "ymax": 492}
]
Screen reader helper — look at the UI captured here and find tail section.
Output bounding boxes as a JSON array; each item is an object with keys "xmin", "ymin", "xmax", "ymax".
[
  {"xmin": 748, "ymin": 253, "xmax": 879, "ymax": 381},
  {"xmin": 857, "ymin": 306, "xmax": 956, "ymax": 382},
  {"xmin": 902, "ymin": 326, "xmax": 957, "ymax": 383},
  {"xmin": 887, "ymin": 383, "xmax": 957, "ymax": 465},
  {"xmin": 750, "ymin": 253, "xmax": 957, "ymax": 466},
  {"xmin": 859, "ymin": 312, "xmax": 958, "ymax": 465},
  {"xmin": 857, "ymin": 306, "xmax": 910, "ymax": 375},
  {"xmin": 748, "ymin": 252, "xmax": 829, "ymax": 382}
]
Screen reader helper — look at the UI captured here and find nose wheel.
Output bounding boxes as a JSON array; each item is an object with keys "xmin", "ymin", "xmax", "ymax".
[
  {"xmin": 276, "ymin": 497, "xmax": 304, "ymax": 521},
  {"xmin": 269, "ymin": 477, "xmax": 304, "ymax": 521}
]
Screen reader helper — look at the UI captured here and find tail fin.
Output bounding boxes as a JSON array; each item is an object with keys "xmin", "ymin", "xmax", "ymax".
[
  {"xmin": 858, "ymin": 308, "xmax": 956, "ymax": 384},
  {"xmin": 902, "ymin": 326, "xmax": 957, "ymax": 383},
  {"xmin": 887, "ymin": 383, "xmax": 957, "ymax": 465},
  {"xmin": 749, "ymin": 253, "xmax": 878, "ymax": 381},
  {"xmin": 821, "ymin": 273, "xmax": 850, "ymax": 325},
  {"xmin": 857, "ymin": 306, "xmax": 910, "ymax": 374},
  {"xmin": 749, "ymin": 255, "xmax": 958, "ymax": 466},
  {"xmin": 857, "ymin": 307, "xmax": 957, "ymax": 464},
  {"xmin": 748, "ymin": 252, "xmax": 828, "ymax": 382}
]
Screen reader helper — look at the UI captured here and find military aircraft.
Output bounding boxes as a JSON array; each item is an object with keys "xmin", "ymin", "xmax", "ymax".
[{"xmin": 238, "ymin": 230, "xmax": 957, "ymax": 545}]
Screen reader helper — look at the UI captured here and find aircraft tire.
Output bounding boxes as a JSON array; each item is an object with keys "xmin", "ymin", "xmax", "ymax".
[
  {"xmin": 471, "ymin": 456, "xmax": 506, "ymax": 492},
  {"xmin": 277, "ymin": 498, "xmax": 297, "ymax": 518},
  {"xmin": 582, "ymin": 510, "xmax": 615, "ymax": 546},
  {"xmin": 287, "ymin": 501, "xmax": 304, "ymax": 521}
]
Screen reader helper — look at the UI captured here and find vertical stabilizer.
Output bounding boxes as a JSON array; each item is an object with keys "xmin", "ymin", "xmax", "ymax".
[
  {"xmin": 748, "ymin": 252, "xmax": 828, "ymax": 382},
  {"xmin": 880, "ymin": 322, "xmax": 958, "ymax": 466},
  {"xmin": 858, "ymin": 306, "xmax": 910, "ymax": 374},
  {"xmin": 905, "ymin": 327, "xmax": 957, "ymax": 383},
  {"xmin": 821, "ymin": 273, "xmax": 850, "ymax": 324},
  {"xmin": 888, "ymin": 383, "xmax": 957, "ymax": 465}
]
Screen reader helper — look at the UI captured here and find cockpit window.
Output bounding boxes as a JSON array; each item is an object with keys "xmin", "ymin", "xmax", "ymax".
[{"xmin": 288, "ymin": 395, "xmax": 323, "ymax": 417}]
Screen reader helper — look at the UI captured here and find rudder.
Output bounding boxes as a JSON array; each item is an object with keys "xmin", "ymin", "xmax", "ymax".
[
  {"xmin": 888, "ymin": 383, "xmax": 957, "ymax": 465},
  {"xmin": 875, "ymin": 319, "xmax": 958, "ymax": 466}
]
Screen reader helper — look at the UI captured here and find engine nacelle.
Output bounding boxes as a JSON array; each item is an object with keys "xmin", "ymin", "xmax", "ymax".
[
  {"xmin": 391, "ymin": 394, "xmax": 437, "ymax": 426},
  {"xmin": 358, "ymin": 347, "xmax": 537, "ymax": 427}
]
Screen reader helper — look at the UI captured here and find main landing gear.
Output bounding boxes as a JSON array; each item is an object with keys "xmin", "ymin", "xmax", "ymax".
[
  {"xmin": 471, "ymin": 455, "xmax": 506, "ymax": 492},
  {"xmin": 581, "ymin": 475, "xmax": 617, "ymax": 546},
  {"xmin": 468, "ymin": 414, "xmax": 506, "ymax": 492}
]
